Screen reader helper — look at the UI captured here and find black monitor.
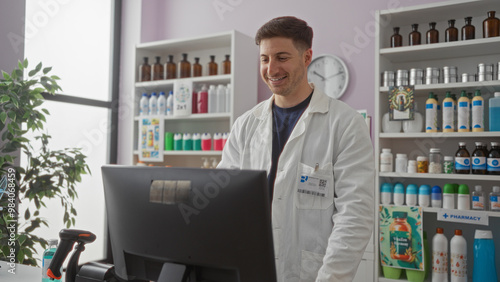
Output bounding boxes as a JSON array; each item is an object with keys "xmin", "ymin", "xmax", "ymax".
[{"xmin": 101, "ymin": 165, "xmax": 276, "ymax": 282}]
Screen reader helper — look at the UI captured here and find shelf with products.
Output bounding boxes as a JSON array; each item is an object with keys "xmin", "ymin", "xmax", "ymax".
[
  {"xmin": 379, "ymin": 205, "xmax": 500, "ymax": 218},
  {"xmin": 375, "ymin": 1, "xmax": 500, "ymax": 281},
  {"xmin": 132, "ymin": 30, "xmax": 257, "ymax": 168}
]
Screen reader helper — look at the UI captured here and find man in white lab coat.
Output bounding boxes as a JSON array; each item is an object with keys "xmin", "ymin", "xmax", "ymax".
[{"xmin": 218, "ymin": 16, "xmax": 374, "ymax": 282}]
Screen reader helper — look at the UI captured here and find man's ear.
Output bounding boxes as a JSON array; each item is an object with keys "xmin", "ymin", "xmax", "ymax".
[{"xmin": 304, "ymin": 48, "xmax": 313, "ymax": 67}]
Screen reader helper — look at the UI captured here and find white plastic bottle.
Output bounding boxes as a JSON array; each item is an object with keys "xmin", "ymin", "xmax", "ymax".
[
  {"xmin": 380, "ymin": 148, "xmax": 393, "ymax": 172},
  {"xmin": 471, "ymin": 89, "xmax": 484, "ymax": 132},
  {"xmin": 139, "ymin": 93, "xmax": 149, "ymax": 116},
  {"xmin": 216, "ymin": 84, "xmax": 226, "ymax": 113},
  {"xmin": 149, "ymin": 92, "xmax": 158, "ymax": 115},
  {"xmin": 42, "ymin": 239, "xmax": 61, "ymax": 282},
  {"xmin": 157, "ymin": 91, "xmax": 166, "ymax": 115},
  {"xmin": 432, "ymin": 227, "xmax": 448, "ymax": 282},
  {"xmin": 490, "ymin": 186, "xmax": 500, "ymax": 211},
  {"xmin": 442, "ymin": 91, "xmax": 455, "ymax": 132},
  {"xmin": 225, "ymin": 83, "xmax": 231, "ymax": 113},
  {"xmin": 208, "ymin": 85, "xmax": 217, "ymax": 113},
  {"xmin": 457, "ymin": 90, "xmax": 470, "ymax": 132},
  {"xmin": 166, "ymin": 91, "xmax": 173, "ymax": 116},
  {"xmin": 472, "ymin": 185, "xmax": 485, "ymax": 210},
  {"xmin": 450, "ymin": 229, "xmax": 467, "ymax": 282}
]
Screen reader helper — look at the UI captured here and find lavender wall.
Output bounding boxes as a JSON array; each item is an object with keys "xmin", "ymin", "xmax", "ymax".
[{"xmin": 140, "ymin": 0, "xmax": 444, "ymax": 119}]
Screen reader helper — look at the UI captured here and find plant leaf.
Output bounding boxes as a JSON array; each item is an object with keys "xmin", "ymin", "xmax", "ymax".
[
  {"xmin": 0, "ymin": 111, "xmax": 7, "ymax": 124},
  {"xmin": 43, "ymin": 66, "xmax": 52, "ymax": 74}
]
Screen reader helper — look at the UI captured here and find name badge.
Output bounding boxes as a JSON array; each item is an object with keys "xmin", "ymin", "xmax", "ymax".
[{"xmin": 298, "ymin": 175, "xmax": 328, "ymax": 197}]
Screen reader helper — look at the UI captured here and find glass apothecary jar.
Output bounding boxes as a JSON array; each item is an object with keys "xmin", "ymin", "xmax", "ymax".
[{"xmin": 483, "ymin": 11, "xmax": 500, "ymax": 38}]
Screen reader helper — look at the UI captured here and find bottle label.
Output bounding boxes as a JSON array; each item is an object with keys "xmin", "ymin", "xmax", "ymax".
[
  {"xmin": 472, "ymin": 156, "xmax": 487, "ymax": 170},
  {"xmin": 491, "ymin": 196, "xmax": 500, "ymax": 211},
  {"xmin": 458, "ymin": 101, "xmax": 470, "ymax": 130},
  {"xmin": 455, "ymin": 157, "xmax": 470, "ymax": 171},
  {"xmin": 443, "ymin": 102, "xmax": 455, "ymax": 130},
  {"xmin": 472, "ymin": 196, "xmax": 485, "ymax": 209},
  {"xmin": 451, "ymin": 252, "xmax": 467, "ymax": 278},
  {"xmin": 472, "ymin": 101, "xmax": 484, "ymax": 129},
  {"xmin": 432, "ymin": 249, "xmax": 448, "ymax": 274},
  {"xmin": 426, "ymin": 103, "xmax": 437, "ymax": 131},
  {"xmin": 390, "ymin": 230, "xmax": 411, "ymax": 260},
  {"xmin": 487, "ymin": 158, "xmax": 500, "ymax": 172}
]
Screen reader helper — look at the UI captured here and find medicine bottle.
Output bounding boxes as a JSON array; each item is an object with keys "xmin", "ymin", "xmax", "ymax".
[
  {"xmin": 418, "ymin": 185, "xmax": 431, "ymax": 207},
  {"xmin": 457, "ymin": 184, "xmax": 470, "ymax": 210},
  {"xmin": 455, "ymin": 142, "xmax": 470, "ymax": 174},
  {"xmin": 380, "ymin": 183, "xmax": 393, "ymax": 205},
  {"xmin": 152, "ymin": 56, "xmax": 163, "ymax": 80},
  {"xmin": 393, "ymin": 183, "xmax": 405, "ymax": 206},
  {"xmin": 390, "ymin": 212, "xmax": 412, "ymax": 261},
  {"xmin": 407, "ymin": 160, "xmax": 417, "ymax": 173},
  {"xmin": 395, "ymin": 154, "xmax": 408, "ymax": 173},
  {"xmin": 208, "ymin": 55, "xmax": 218, "ymax": 76},
  {"xmin": 165, "ymin": 55, "xmax": 177, "ymax": 79},
  {"xmin": 179, "ymin": 53, "xmax": 191, "ymax": 78},
  {"xmin": 139, "ymin": 57, "xmax": 151, "ymax": 82},
  {"xmin": 409, "ymin": 23, "xmax": 421, "ymax": 46},
  {"xmin": 483, "ymin": 11, "xmax": 500, "ymax": 38},
  {"xmin": 223, "ymin": 54, "xmax": 231, "ymax": 74},
  {"xmin": 429, "ymin": 148, "xmax": 442, "ymax": 174},
  {"xmin": 380, "ymin": 148, "xmax": 393, "ymax": 172},
  {"xmin": 391, "ymin": 27, "xmax": 403, "ymax": 47},
  {"xmin": 462, "ymin": 16, "xmax": 475, "ymax": 40},
  {"xmin": 488, "ymin": 142, "xmax": 500, "ymax": 175},
  {"xmin": 472, "ymin": 142, "xmax": 487, "ymax": 174},
  {"xmin": 426, "ymin": 22, "xmax": 439, "ymax": 44},
  {"xmin": 443, "ymin": 156, "xmax": 454, "ymax": 174},
  {"xmin": 445, "ymin": 19, "xmax": 459, "ymax": 42},
  {"xmin": 417, "ymin": 156, "xmax": 428, "ymax": 173},
  {"xmin": 193, "ymin": 57, "xmax": 202, "ymax": 77},
  {"xmin": 490, "ymin": 186, "xmax": 500, "ymax": 211},
  {"xmin": 406, "ymin": 184, "xmax": 418, "ymax": 206}
]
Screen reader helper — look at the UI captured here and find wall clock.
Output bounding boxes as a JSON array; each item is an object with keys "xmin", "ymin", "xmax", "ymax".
[{"xmin": 307, "ymin": 54, "xmax": 349, "ymax": 99}]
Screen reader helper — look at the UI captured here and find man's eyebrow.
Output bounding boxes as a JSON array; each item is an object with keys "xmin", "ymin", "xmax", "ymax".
[{"xmin": 260, "ymin": 52, "xmax": 292, "ymax": 57}]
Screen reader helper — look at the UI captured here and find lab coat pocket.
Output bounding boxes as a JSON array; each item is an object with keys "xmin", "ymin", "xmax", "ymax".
[
  {"xmin": 299, "ymin": 250, "xmax": 324, "ymax": 281},
  {"xmin": 295, "ymin": 162, "xmax": 334, "ymax": 210}
]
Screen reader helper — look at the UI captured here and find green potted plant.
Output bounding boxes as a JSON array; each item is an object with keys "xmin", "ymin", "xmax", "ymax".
[{"xmin": 0, "ymin": 59, "xmax": 90, "ymax": 266}]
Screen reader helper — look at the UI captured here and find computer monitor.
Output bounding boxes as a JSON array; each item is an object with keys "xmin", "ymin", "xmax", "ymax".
[{"xmin": 101, "ymin": 165, "xmax": 276, "ymax": 282}]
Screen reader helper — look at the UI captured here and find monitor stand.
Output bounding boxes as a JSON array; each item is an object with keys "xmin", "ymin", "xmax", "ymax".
[{"xmin": 157, "ymin": 263, "xmax": 191, "ymax": 282}]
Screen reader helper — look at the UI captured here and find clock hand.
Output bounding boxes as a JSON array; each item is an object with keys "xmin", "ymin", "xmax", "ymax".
[
  {"xmin": 313, "ymin": 71, "xmax": 326, "ymax": 81},
  {"xmin": 326, "ymin": 71, "xmax": 344, "ymax": 80}
]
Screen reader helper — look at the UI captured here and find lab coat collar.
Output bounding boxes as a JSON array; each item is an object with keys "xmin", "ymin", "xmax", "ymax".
[{"xmin": 253, "ymin": 83, "xmax": 330, "ymax": 120}]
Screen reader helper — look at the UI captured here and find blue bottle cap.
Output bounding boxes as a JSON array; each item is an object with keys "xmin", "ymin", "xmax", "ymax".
[
  {"xmin": 432, "ymin": 186, "xmax": 442, "ymax": 200},
  {"xmin": 394, "ymin": 183, "xmax": 405, "ymax": 194},
  {"xmin": 380, "ymin": 183, "xmax": 393, "ymax": 193},
  {"xmin": 419, "ymin": 184, "xmax": 431, "ymax": 195},
  {"xmin": 406, "ymin": 184, "xmax": 418, "ymax": 195}
]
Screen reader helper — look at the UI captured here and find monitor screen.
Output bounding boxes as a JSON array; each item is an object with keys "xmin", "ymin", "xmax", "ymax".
[{"xmin": 101, "ymin": 165, "xmax": 276, "ymax": 282}]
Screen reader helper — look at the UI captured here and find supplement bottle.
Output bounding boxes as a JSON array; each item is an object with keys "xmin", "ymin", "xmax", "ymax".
[
  {"xmin": 442, "ymin": 91, "xmax": 455, "ymax": 132},
  {"xmin": 472, "ymin": 185, "xmax": 485, "ymax": 210},
  {"xmin": 454, "ymin": 142, "xmax": 470, "ymax": 174},
  {"xmin": 380, "ymin": 148, "xmax": 393, "ymax": 172},
  {"xmin": 406, "ymin": 184, "xmax": 418, "ymax": 206},
  {"xmin": 429, "ymin": 148, "xmax": 442, "ymax": 173},
  {"xmin": 425, "ymin": 92, "xmax": 438, "ymax": 132},
  {"xmin": 443, "ymin": 183, "xmax": 456, "ymax": 209},
  {"xmin": 488, "ymin": 142, "xmax": 500, "ymax": 174},
  {"xmin": 457, "ymin": 184, "xmax": 470, "ymax": 210},
  {"xmin": 380, "ymin": 183, "xmax": 393, "ymax": 205},
  {"xmin": 407, "ymin": 160, "xmax": 417, "ymax": 173},
  {"xmin": 418, "ymin": 185, "xmax": 431, "ymax": 207},
  {"xmin": 471, "ymin": 89, "xmax": 484, "ymax": 131},
  {"xmin": 417, "ymin": 156, "xmax": 428, "ymax": 173},
  {"xmin": 472, "ymin": 141, "xmax": 487, "ymax": 174},
  {"xmin": 389, "ymin": 211, "xmax": 412, "ymax": 261},
  {"xmin": 432, "ymin": 228, "xmax": 448, "ymax": 282},
  {"xmin": 457, "ymin": 90, "xmax": 470, "ymax": 132},
  {"xmin": 490, "ymin": 186, "xmax": 500, "ymax": 211},
  {"xmin": 395, "ymin": 154, "xmax": 408, "ymax": 173},
  {"xmin": 450, "ymin": 229, "xmax": 467, "ymax": 282},
  {"xmin": 393, "ymin": 183, "xmax": 405, "ymax": 206},
  {"xmin": 42, "ymin": 239, "xmax": 61, "ymax": 282},
  {"xmin": 443, "ymin": 156, "xmax": 454, "ymax": 174}
]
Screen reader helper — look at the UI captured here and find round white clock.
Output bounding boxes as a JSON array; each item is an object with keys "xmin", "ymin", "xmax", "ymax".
[{"xmin": 307, "ymin": 54, "xmax": 349, "ymax": 99}]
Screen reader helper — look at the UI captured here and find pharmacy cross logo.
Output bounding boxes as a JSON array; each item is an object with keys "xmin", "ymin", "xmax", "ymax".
[
  {"xmin": 443, "ymin": 213, "xmax": 449, "ymax": 219},
  {"xmin": 300, "ymin": 176, "xmax": 308, "ymax": 183}
]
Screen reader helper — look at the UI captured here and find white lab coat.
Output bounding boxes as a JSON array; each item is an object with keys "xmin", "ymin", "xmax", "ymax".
[{"xmin": 218, "ymin": 85, "xmax": 374, "ymax": 282}]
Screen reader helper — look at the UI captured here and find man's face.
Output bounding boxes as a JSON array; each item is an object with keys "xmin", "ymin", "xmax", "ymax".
[{"xmin": 259, "ymin": 37, "xmax": 311, "ymax": 97}]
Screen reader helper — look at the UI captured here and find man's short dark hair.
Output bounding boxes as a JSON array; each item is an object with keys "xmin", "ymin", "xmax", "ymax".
[{"xmin": 255, "ymin": 16, "xmax": 313, "ymax": 52}]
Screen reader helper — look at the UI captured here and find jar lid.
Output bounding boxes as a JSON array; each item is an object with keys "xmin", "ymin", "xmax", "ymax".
[
  {"xmin": 455, "ymin": 229, "xmax": 462, "ymax": 236},
  {"xmin": 382, "ymin": 148, "xmax": 392, "ymax": 153},
  {"xmin": 491, "ymin": 142, "xmax": 499, "ymax": 146},
  {"xmin": 458, "ymin": 141, "xmax": 466, "ymax": 146},
  {"xmin": 443, "ymin": 183, "xmax": 456, "ymax": 194},
  {"xmin": 493, "ymin": 186, "xmax": 500, "ymax": 193},
  {"xmin": 396, "ymin": 154, "xmax": 407, "ymax": 158},
  {"xmin": 406, "ymin": 184, "xmax": 418, "ymax": 194},
  {"xmin": 475, "ymin": 230, "xmax": 493, "ymax": 239},
  {"xmin": 444, "ymin": 156, "xmax": 454, "ymax": 161},
  {"xmin": 436, "ymin": 227, "xmax": 444, "ymax": 234},
  {"xmin": 431, "ymin": 185, "xmax": 442, "ymax": 194},
  {"xmin": 417, "ymin": 156, "xmax": 428, "ymax": 161},
  {"xmin": 408, "ymin": 160, "xmax": 417, "ymax": 165}
]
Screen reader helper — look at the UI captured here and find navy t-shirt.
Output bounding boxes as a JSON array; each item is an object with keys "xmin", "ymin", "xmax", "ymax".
[{"xmin": 268, "ymin": 91, "xmax": 313, "ymax": 200}]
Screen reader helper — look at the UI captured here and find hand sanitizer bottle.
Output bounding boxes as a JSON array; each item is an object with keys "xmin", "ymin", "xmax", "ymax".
[{"xmin": 42, "ymin": 239, "xmax": 60, "ymax": 282}]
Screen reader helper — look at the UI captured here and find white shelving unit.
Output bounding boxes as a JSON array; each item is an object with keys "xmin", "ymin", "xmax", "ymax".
[
  {"xmin": 375, "ymin": 1, "xmax": 500, "ymax": 281},
  {"xmin": 132, "ymin": 30, "xmax": 258, "ymax": 167}
]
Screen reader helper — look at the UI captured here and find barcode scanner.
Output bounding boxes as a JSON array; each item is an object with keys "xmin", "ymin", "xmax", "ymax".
[{"xmin": 47, "ymin": 229, "xmax": 96, "ymax": 282}]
